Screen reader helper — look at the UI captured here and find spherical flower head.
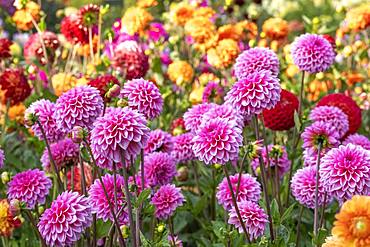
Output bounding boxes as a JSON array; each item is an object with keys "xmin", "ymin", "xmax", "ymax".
[
  {"xmin": 291, "ymin": 166, "xmax": 333, "ymax": 209},
  {"xmin": 61, "ymin": 14, "xmax": 89, "ymax": 44},
  {"xmin": 317, "ymin": 93, "xmax": 362, "ymax": 135},
  {"xmin": 192, "ymin": 118, "xmax": 243, "ymax": 165},
  {"xmin": 207, "ymin": 38, "xmax": 240, "ymax": 69},
  {"xmin": 262, "ymin": 89, "xmax": 299, "ymax": 131},
  {"xmin": 144, "ymin": 152, "xmax": 177, "ymax": 187},
  {"xmin": 183, "ymin": 103, "xmax": 216, "ymax": 133},
  {"xmin": 38, "ymin": 191, "xmax": 92, "ymax": 247},
  {"xmin": 0, "ymin": 68, "xmax": 31, "ymax": 106},
  {"xmin": 202, "ymin": 104, "xmax": 244, "ymax": 129},
  {"xmin": 167, "ymin": 61, "xmax": 194, "ymax": 87},
  {"xmin": 225, "ymin": 70, "xmax": 281, "ymax": 116},
  {"xmin": 12, "ymin": 1, "xmax": 40, "ymax": 31},
  {"xmin": 88, "ymin": 174, "xmax": 128, "ymax": 224},
  {"xmin": 25, "ymin": 99, "xmax": 65, "ymax": 143},
  {"xmin": 309, "ymin": 106, "xmax": 349, "ymax": 138},
  {"xmin": 184, "ymin": 16, "xmax": 217, "ymax": 51},
  {"xmin": 121, "ymin": 7, "xmax": 153, "ymax": 35},
  {"xmin": 90, "ymin": 107, "xmax": 149, "ymax": 170},
  {"xmin": 343, "ymin": 134, "xmax": 370, "ymax": 150},
  {"xmin": 121, "ymin": 78, "xmax": 163, "ymax": 120},
  {"xmin": 320, "ymin": 144, "xmax": 370, "ymax": 203},
  {"xmin": 233, "ymin": 47, "xmax": 280, "ymax": 80},
  {"xmin": 145, "ymin": 129, "xmax": 173, "ymax": 154},
  {"xmin": 0, "ymin": 199, "xmax": 21, "ymax": 237},
  {"xmin": 151, "ymin": 184, "xmax": 184, "ymax": 220},
  {"xmin": 216, "ymin": 173, "xmax": 261, "ymax": 210},
  {"xmin": 40, "ymin": 138, "xmax": 79, "ymax": 172},
  {"xmin": 67, "ymin": 164, "xmax": 93, "ymax": 195},
  {"xmin": 171, "ymin": 133, "xmax": 195, "ymax": 163},
  {"xmin": 202, "ymin": 81, "xmax": 224, "ymax": 103},
  {"xmin": 332, "ymin": 195, "xmax": 370, "ymax": 246},
  {"xmin": 0, "ymin": 38, "xmax": 13, "ymax": 60},
  {"xmin": 24, "ymin": 31, "xmax": 59, "ymax": 65},
  {"xmin": 88, "ymin": 75, "xmax": 120, "ymax": 101},
  {"xmin": 0, "ymin": 149, "xmax": 4, "ymax": 169},
  {"xmin": 291, "ymin": 33, "xmax": 335, "ymax": 73},
  {"xmin": 228, "ymin": 201, "xmax": 268, "ymax": 240},
  {"xmin": 262, "ymin": 17, "xmax": 289, "ymax": 40},
  {"xmin": 170, "ymin": 2, "xmax": 194, "ymax": 26}
]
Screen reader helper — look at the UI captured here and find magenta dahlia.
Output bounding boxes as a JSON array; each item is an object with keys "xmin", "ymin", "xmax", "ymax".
[
  {"xmin": 343, "ymin": 134, "xmax": 370, "ymax": 150},
  {"xmin": 54, "ymin": 85, "xmax": 104, "ymax": 132},
  {"xmin": 25, "ymin": 99, "xmax": 65, "ymax": 143},
  {"xmin": 216, "ymin": 173, "xmax": 261, "ymax": 210},
  {"xmin": 144, "ymin": 129, "xmax": 173, "ymax": 154},
  {"xmin": 224, "ymin": 70, "xmax": 281, "ymax": 116},
  {"xmin": 88, "ymin": 174, "xmax": 128, "ymax": 224},
  {"xmin": 7, "ymin": 169, "xmax": 52, "ymax": 209},
  {"xmin": 291, "ymin": 166, "xmax": 333, "ymax": 209},
  {"xmin": 319, "ymin": 144, "xmax": 370, "ymax": 203},
  {"xmin": 291, "ymin": 33, "xmax": 336, "ymax": 73},
  {"xmin": 192, "ymin": 118, "xmax": 243, "ymax": 165},
  {"xmin": 144, "ymin": 152, "xmax": 177, "ymax": 187},
  {"xmin": 38, "ymin": 191, "xmax": 92, "ymax": 247},
  {"xmin": 233, "ymin": 47, "xmax": 280, "ymax": 79},
  {"xmin": 302, "ymin": 148, "xmax": 318, "ymax": 167},
  {"xmin": 0, "ymin": 148, "xmax": 4, "ymax": 168},
  {"xmin": 151, "ymin": 184, "xmax": 184, "ymax": 220},
  {"xmin": 121, "ymin": 78, "xmax": 163, "ymax": 120},
  {"xmin": 183, "ymin": 103, "xmax": 216, "ymax": 133},
  {"xmin": 171, "ymin": 133, "xmax": 195, "ymax": 163},
  {"xmin": 90, "ymin": 107, "xmax": 149, "ymax": 170},
  {"xmin": 228, "ymin": 201, "xmax": 268, "ymax": 240},
  {"xmin": 201, "ymin": 104, "xmax": 244, "ymax": 129},
  {"xmin": 309, "ymin": 106, "xmax": 349, "ymax": 138}
]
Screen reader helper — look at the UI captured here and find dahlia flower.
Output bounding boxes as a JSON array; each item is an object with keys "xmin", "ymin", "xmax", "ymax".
[
  {"xmin": 7, "ymin": 169, "xmax": 52, "ymax": 209},
  {"xmin": 12, "ymin": 1, "xmax": 40, "ymax": 31},
  {"xmin": 0, "ymin": 38, "xmax": 12, "ymax": 60},
  {"xmin": 207, "ymin": 39, "xmax": 240, "ymax": 69},
  {"xmin": 121, "ymin": 7, "xmax": 153, "ymax": 35},
  {"xmin": 216, "ymin": 173, "xmax": 261, "ymax": 210},
  {"xmin": 343, "ymin": 134, "xmax": 370, "ymax": 150},
  {"xmin": 24, "ymin": 31, "xmax": 59, "ymax": 65},
  {"xmin": 262, "ymin": 18, "xmax": 289, "ymax": 40},
  {"xmin": 170, "ymin": 2, "xmax": 194, "ymax": 26},
  {"xmin": 121, "ymin": 78, "xmax": 163, "ymax": 120},
  {"xmin": 147, "ymin": 22, "xmax": 168, "ymax": 42},
  {"xmin": 201, "ymin": 104, "xmax": 244, "ymax": 129},
  {"xmin": 167, "ymin": 61, "xmax": 194, "ymax": 86},
  {"xmin": 0, "ymin": 69, "xmax": 31, "ymax": 106},
  {"xmin": 171, "ymin": 133, "xmax": 195, "ymax": 163},
  {"xmin": 144, "ymin": 152, "xmax": 177, "ymax": 187},
  {"xmin": 78, "ymin": 4, "xmax": 100, "ymax": 28},
  {"xmin": 61, "ymin": 14, "xmax": 89, "ymax": 44},
  {"xmin": 0, "ymin": 199, "xmax": 21, "ymax": 237},
  {"xmin": 145, "ymin": 129, "xmax": 173, "ymax": 154},
  {"xmin": 151, "ymin": 184, "xmax": 184, "ymax": 220},
  {"xmin": 183, "ymin": 103, "xmax": 216, "ymax": 133},
  {"xmin": 38, "ymin": 191, "xmax": 92, "ymax": 246}
]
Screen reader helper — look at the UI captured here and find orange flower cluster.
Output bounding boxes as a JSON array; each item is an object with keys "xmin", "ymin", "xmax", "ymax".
[
  {"xmin": 0, "ymin": 200, "xmax": 21, "ymax": 237},
  {"xmin": 12, "ymin": 1, "xmax": 41, "ymax": 31},
  {"xmin": 121, "ymin": 7, "xmax": 153, "ymax": 35}
]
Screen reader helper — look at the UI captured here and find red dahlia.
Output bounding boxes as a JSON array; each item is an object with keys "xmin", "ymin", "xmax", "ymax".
[
  {"xmin": 0, "ymin": 38, "xmax": 12, "ymax": 60},
  {"xmin": 24, "ymin": 31, "xmax": 60, "ymax": 65},
  {"xmin": 317, "ymin": 93, "xmax": 361, "ymax": 135},
  {"xmin": 0, "ymin": 69, "xmax": 31, "ymax": 105},
  {"xmin": 88, "ymin": 75, "xmax": 120, "ymax": 100},
  {"xmin": 322, "ymin": 34, "xmax": 336, "ymax": 50},
  {"xmin": 262, "ymin": 89, "xmax": 299, "ymax": 131},
  {"xmin": 61, "ymin": 14, "xmax": 89, "ymax": 44},
  {"xmin": 78, "ymin": 4, "xmax": 100, "ymax": 28}
]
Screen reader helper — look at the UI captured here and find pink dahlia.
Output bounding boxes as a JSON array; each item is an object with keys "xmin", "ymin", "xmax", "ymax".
[
  {"xmin": 302, "ymin": 148, "xmax": 318, "ymax": 167},
  {"xmin": 291, "ymin": 166, "xmax": 333, "ymax": 209},
  {"xmin": 343, "ymin": 134, "xmax": 370, "ymax": 150},
  {"xmin": 202, "ymin": 81, "xmax": 224, "ymax": 103},
  {"xmin": 144, "ymin": 152, "xmax": 177, "ymax": 187},
  {"xmin": 38, "ymin": 191, "xmax": 92, "ymax": 246},
  {"xmin": 121, "ymin": 78, "xmax": 163, "ymax": 120},
  {"xmin": 168, "ymin": 235, "xmax": 183, "ymax": 247},
  {"xmin": 216, "ymin": 173, "xmax": 261, "ymax": 210},
  {"xmin": 250, "ymin": 144, "xmax": 291, "ymax": 177},
  {"xmin": 309, "ymin": 106, "xmax": 349, "ymax": 138},
  {"xmin": 291, "ymin": 33, "xmax": 335, "ymax": 73},
  {"xmin": 319, "ymin": 144, "xmax": 370, "ymax": 203},
  {"xmin": 7, "ymin": 169, "xmax": 52, "ymax": 209},
  {"xmin": 233, "ymin": 47, "xmax": 280, "ymax": 79},
  {"xmin": 144, "ymin": 129, "xmax": 173, "ymax": 154},
  {"xmin": 224, "ymin": 70, "xmax": 281, "ymax": 116},
  {"xmin": 90, "ymin": 107, "xmax": 149, "ymax": 170},
  {"xmin": 192, "ymin": 118, "xmax": 243, "ymax": 165},
  {"xmin": 23, "ymin": 31, "xmax": 59, "ymax": 65},
  {"xmin": 40, "ymin": 138, "xmax": 79, "ymax": 172},
  {"xmin": 183, "ymin": 103, "xmax": 216, "ymax": 133},
  {"xmin": 88, "ymin": 174, "xmax": 128, "ymax": 224},
  {"xmin": 0, "ymin": 148, "xmax": 4, "ymax": 168},
  {"xmin": 228, "ymin": 201, "xmax": 268, "ymax": 240},
  {"xmin": 201, "ymin": 104, "xmax": 244, "ymax": 129},
  {"xmin": 171, "ymin": 133, "xmax": 195, "ymax": 163},
  {"xmin": 25, "ymin": 99, "xmax": 65, "ymax": 143},
  {"xmin": 54, "ymin": 85, "xmax": 104, "ymax": 132},
  {"xmin": 151, "ymin": 184, "xmax": 184, "ymax": 220}
]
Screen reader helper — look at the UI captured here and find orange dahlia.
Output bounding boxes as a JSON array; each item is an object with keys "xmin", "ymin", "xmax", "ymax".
[
  {"xmin": 184, "ymin": 17, "xmax": 218, "ymax": 51},
  {"xmin": 322, "ymin": 236, "xmax": 347, "ymax": 247},
  {"xmin": 193, "ymin": 7, "xmax": 215, "ymax": 19},
  {"xmin": 0, "ymin": 199, "xmax": 21, "ymax": 237},
  {"xmin": 168, "ymin": 60, "xmax": 194, "ymax": 86},
  {"xmin": 121, "ymin": 7, "xmax": 153, "ymax": 35},
  {"xmin": 218, "ymin": 24, "xmax": 244, "ymax": 41},
  {"xmin": 207, "ymin": 39, "xmax": 240, "ymax": 69},
  {"xmin": 236, "ymin": 20, "xmax": 258, "ymax": 40},
  {"xmin": 170, "ymin": 2, "xmax": 194, "ymax": 26},
  {"xmin": 345, "ymin": 4, "xmax": 370, "ymax": 32},
  {"xmin": 262, "ymin": 17, "xmax": 289, "ymax": 40},
  {"xmin": 137, "ymin": 0, "xmax": 158, "ymax": 8},
  {"xmin": 12, "ymin": 1, "xmax": 41, "ymax": 31}
]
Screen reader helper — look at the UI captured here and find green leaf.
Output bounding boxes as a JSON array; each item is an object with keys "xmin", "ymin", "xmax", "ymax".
[
  {"xmin": 95, "ymin": 219, "xmax": 111, "ymax": 238},
  {"xmin": 312, "ymin": 228, "xmax": 328, "ymax": 245},
  {"xmin": 302, "ymin": 15, "xmax": 312, "ymax": 25},
  {"xmin": 281, "ymin": 203, "xmax": 296, "ymax": 224},
  {"xmin": 271, "ymin": 199, "xmax": 280, "ymax": 224},
  {"xmin": 192, "ymin": 194, "xmax": 208, "ymax": 216},
  {"xmin": 137, "ymin": 188, "xmax": 151, "ymax": 206},
  {"xmin": 294, "ymin": 110, "xmax": 301, "ymax": 131}
]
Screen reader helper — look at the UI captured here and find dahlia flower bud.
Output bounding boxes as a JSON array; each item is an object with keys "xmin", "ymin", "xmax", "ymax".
[
  {"xmin": 9, "ymin": 199, "xmax": 21, "ymax": 216},
  {"xmin": 176, "ymin": 166, "xmax": 188, "ymax": 182},
  {"xmin": 106, "ymin": 84, "xmax": 121, "ymax": 99},
  {"xmin": 24, "ymin": 112, "xmax": 38, "ymax": 127},
  {"xmin": 117, "ymin": 98, "xmax": 128, "ymax": 107},
  {"xmin": 120, "ymin": 225, "xmax": 129, "ymax": 239},
  {"xmin": 38, "ymin": 205, "xmax": 44, "ymax": 215},
  {"xmin": 71, "ymin": 126, "xmax": 87, "ymax": 143},
  {"xmin": 1, "ymin": 172, "xmax": 10, "ymax": 184},
  {"xmin": 157, "ymin": 223, "xmax": 165, "ymax": 233}
]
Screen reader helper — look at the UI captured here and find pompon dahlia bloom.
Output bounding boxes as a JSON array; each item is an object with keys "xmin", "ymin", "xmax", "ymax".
[
  {"xmin": 121, "ymin": 7, "xmax": 153, "ymax": 35},
  {"xmin": 0, "ymin": 149, "xmax": 4, "ymax": 168},
  {"xmin": 0, "ymin": 69, "xmax": 31, "ymax": 106},
  {"xmin": 233, "ymin": 47, "xmax": 280, "ymax": 79},
  {"xmin": 88, "ymin": 174, "xmax": 128, "ymax": 224},
  {"xmin": 144, "ymin": 152, "xmax": 177, "ymax": 187},
  {"xmin": 291, "ymin": 33, "xmax": 335, "ymax": 73},
  {"xmin": 224, "ymin": 70, "xmax": 281, "ymax": 116},
  {"xmin": 151, "ymin": 184, "xmax": 184, "ymax": 220},
  {"xmin": 343, "ymin": 134, "xmax": 370, "ymax": 150},
  {"xmin": 147, "ymin": 22, "xmax": 168, "ymax": 42},
  {"xmin": 25, "ymin": 99, "xmax": 65, "ymax": 143},
  {"xmin": 291, "ymin": 166, "xmax": 332, "ymax": 209},
  {"xmin": 171, "ymin": 133, "xmax": 195, "ymax": 163},
  {"xmin": 331, "ymin": 195, "xmax": 370, "ymax": 247},
  {"xmin": 228, "ymin": 201, "xmax": 268, "ymax": 240},
  {"xmin": 201, "ymin": 104, "xmax": 244, "ymax": 129},
  {"xmin": 121, "ymin": 78, "xmax": 163, "ymax": 120},
  {"xmin": 167, "ymin": 61, "xmax": 194, "ymax": 87},
  {"xmin": 183, "ymin": 103, "xmax": 215, "ymax": 133},
  {"xmin": 24, "ymin": 31, "xmax": 59, "ymax": 65},
  {"xmin": 61, "ymin": 14, "xmax": 89, "ymax": 44},
  {"xmin": 251, "ymin": 144, "xmax": 291, "ymax": 177},
  {"xmin": 12, "ymin": 1, "xmax": 40, "ymax": 31},
  {"xmin": 320, "ymin": 144, "xmax": 370, "ymax": 203},
  {"xmin": 184, "ymin": 17, "xmax": 217, "ymax": 51},
  {"xmin": 41, "ymin": 138, "xmax": 79, "ymax": 172},
  {"xmin": 0, "ymin": 38, "xmax": 13, "ymax": 60},
  {"xmin": 0, "ymin": 199, "xmax": 21, "ymax": 237},
  {"xmin": 88, "ymin": 75, "xmax": 120, "ymax": 100},
  {"xmin": 216, "ymin": 173, "xmax": 261, "ymax": 210},
  {"xmin": 317, "ymin": 93, "xmax": 362, "ymax": 135},
  {"xmin": 207, "ymin": 39, "xmax": 240, "ymax": 69},
  {"xmin": 112, "ymin": 40, "xmax": 149, "ymax": 80},
  {"xmin": 38, "ymin": 191, "xmax": 92, "ymax": 247},
  {"xmin": 67, "ymin": 164, "xmax": 93, "ymax": 194},
  {"xmin": 7, "ymin": 169, "xmax": 52, "ymax": 209},
  {"xmin": 262, "ymin": 89, "xmax": 299, "ymax": 131},
  {"xmin": 192, "ymin": 118, "xmax": 242, "ymax": 165},
  {"xmin": 309, "ymin": 106, "xmax": 349, "ymax": 138},
  {"xmin": 170, "ymin": 2, "xmax": 194, "ymax": 26},
  {"xmin": 262, "ymin": 17, "xmax": 289, "ymax": 40},
  {"xmin": 54, "ymin": 85, "xmax": 104, "ymax": 132},
  {"xmin": 145, "ymin": 129, "xmax": 173, "ymax": 154},
  {"xmin": 202, "ymin": 81, "xmax": 224, "ymax": 103}
]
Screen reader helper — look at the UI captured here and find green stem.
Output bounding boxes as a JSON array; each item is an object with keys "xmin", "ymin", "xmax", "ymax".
[
  {"xmin": 25, "ymin": 210, "xmax": 47, "ymax": 247},
  {"xmin": 313, "ymin": 142, "xmax": 322, "ymax": 238}
]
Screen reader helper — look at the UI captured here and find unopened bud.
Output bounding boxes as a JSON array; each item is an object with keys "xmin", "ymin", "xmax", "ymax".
[
  {"xmin": 157, "ymin": 223, "xmax": 165, "ymax": 233},
  {"xmin": 1, "ymin": 172, "xmax": 10, "ymax": 184},
  {"xmin": 117, "ymin": 99, "xmax": 128, "ymax": 107},
  {"xmin": 106, "ymin": 84, "xmax": 120, "ymax": 99},
  {"xmin": 24, "ymin": 112, "xmax": 38, "ymax": 127},
  {"xmin": 176, "ymin": 166, "xmax": 188, "ymax": 182},
  {"xmin": 214, "ymin": 164, "xmax": 222, "ymax": 170},
  {"xmin": 71, "ymin": 126, "xmax": 86, "ymax": 143},
  {"xmin": 120, "ymin": 225, "xmax": 129, "ymax": 239},
  {"xmin": 9, "ymin": 199, "xmax": 21, "ymax": 215},
  {"xmin": 38, "ymin": 205, "xmax": 45, "ymax": 214}
]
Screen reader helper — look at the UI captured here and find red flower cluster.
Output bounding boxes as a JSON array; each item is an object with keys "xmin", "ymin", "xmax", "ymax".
[
  {"xmin": 0, "ymin": 69, "xmax": 31, "ymax": 106},
  {"xmin": 0, "ymin": 38, "xmax": 12, "ymax": 60}
]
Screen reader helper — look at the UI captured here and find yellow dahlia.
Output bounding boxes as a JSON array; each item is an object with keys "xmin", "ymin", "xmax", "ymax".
[
  {"xmin": 170, "ymin": 2, "xmax": 194, "ymax": 26},
  {"xmin": 0, "ymin": 199, "xmax": 20, "ymax": 237},
  {"xmin": 193, "ymin": 7, "xmax": 215, "ymax": 19},
  {"xmin": 262, "ymin": 17, "xmax": 289, "ymax": 40},
  {"xmin": 184, "ymin": 17, "xmax": 218, "ymax": 51},
  {"xmin": 218, "ymin": 24, "xmax": 244, "ymax": 41},
  {"xmin": 322, "ymin": 236, "xmax": 348, "ymax": 247},
  {"xmin": 207, "ymin": 39, "xmax": 240, "ymax": 69},
  {"xmin": 168, "ymin": 61, "xmax": 194, "ymax": 86},
  {"xmin": 236, "ymin": 20, "xmax": 258, "ymax": 40},
  {"xmin": 137, "ymin": 0, "xmax": 158, "ymax": 8},
  {"xmin": 52, "ymin": 73, "xmax": 78, "ymax": 96},
  {"xmin": 12, "ymin": 1, "xmax": 41, "ymax": 31},
  {"xmin": 189, "ymin": 85, "xmax": 204, "ymax": 104},
  {"xmin": 345, "ymin": 4, "xmax": 370, "ymax": 32},
  {"xmin": 197, "ymin": 73, "xmax": 220, "ymax": 86},
  {"xmin": 121, "ymin": 7, "xmax": 153, "ymax": 35}
]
